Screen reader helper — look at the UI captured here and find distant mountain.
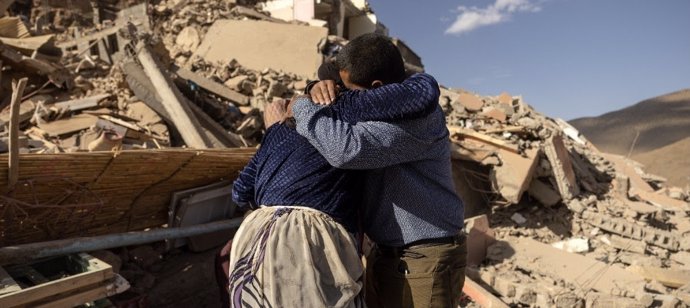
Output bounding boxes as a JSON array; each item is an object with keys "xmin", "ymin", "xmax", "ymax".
[
  {"xmin": 569, "ymin": 89, "xmax": 690, "ymax": 188},
  {"xmin": 632, "ymin": 137, "xmax": 690, "ymax": 188}
]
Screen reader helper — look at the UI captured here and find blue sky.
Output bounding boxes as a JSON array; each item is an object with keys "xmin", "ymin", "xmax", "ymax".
[{"xmin": 367, "ymin": 0, "xmax": 690, "ymax": 120}]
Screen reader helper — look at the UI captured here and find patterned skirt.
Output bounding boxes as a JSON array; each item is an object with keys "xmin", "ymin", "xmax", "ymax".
[{"xmin": 228, "ymin": 206, "xmax": 365, "ymax": 308}]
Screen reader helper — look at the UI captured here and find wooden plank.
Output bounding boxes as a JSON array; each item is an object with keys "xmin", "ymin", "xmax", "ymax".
[
  {"xmin": 56, "ymin": 26, "xmax": 122, "ymax": 51},
  {"xmin": 463, "ymin": 277, "xmax": 509, "ymax": 308},
  {"xmin": 8, "ymin": 77, "xmax": 27, "ymax": 189},
  {"xmin": 33, "ymin": 281, "xmax": 112, "ymax": 308},
  {"xmin": 0, "ymin": 254, "xmax": 112, "ymax": 307},
  {"xmin": 0, "ymin": 35, "xmax": 54, "ymax": 52},
  {"xmin": 37, "ymin": 114, "xmax": 99, "ymax": 137},
  {"xmin": 173, "ymin": 65, "xmax": 250, "ymax": 106},
  {"xmin": 52, "ymin": 94, "xmax": 110, "ymax": 112},
  {"xmin": 136, "ymin": 43, "xmax": 208, "ymax": 149},
  {"xmin": 0, "ymin": 17, "xmax": 29, "ymax": 38},
  {"xmin": 448, "ymin": 126, "xmax": 520, "ymax": 154}
]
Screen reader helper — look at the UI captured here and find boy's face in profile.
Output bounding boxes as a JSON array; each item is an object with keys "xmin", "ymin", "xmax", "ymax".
[{"xmin": 339, "ymin": 70, "xmax": 383, "ymax": 91}]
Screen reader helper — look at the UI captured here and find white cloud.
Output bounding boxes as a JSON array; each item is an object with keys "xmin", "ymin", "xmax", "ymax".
[{"xmin": 445, "ymin": 0, "xmax": 542, "ymax": 35}]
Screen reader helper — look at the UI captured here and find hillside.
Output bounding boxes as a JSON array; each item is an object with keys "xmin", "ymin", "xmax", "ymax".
[
  {"xmin": 570, "ymin": 89, "xmax": 690, "ymax": 187},
  {"xmin": 632, "ymin": 137, "xmax": 690, "ymax": 188}
]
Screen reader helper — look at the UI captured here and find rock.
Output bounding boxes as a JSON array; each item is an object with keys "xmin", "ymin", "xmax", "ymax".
[
  {"xmin": 511, "ymin": 213, "xmax": 527, "ymax": 225},
  {"xmin": 224, "ymin": 75, "xmax": 248, "ymax": 92},
  {"xmin": 481, "ymin": 107, "xmax": 507, "ymax": 122},
  {"xmin": 128, "ymin": 246, "xmax": 162, "ymax": 269},
  {"xmin": 175, "ymin": 26, "xmax": 201, "ymax": 53},
  {"xmin": 267, "ymin": 80, "xmax": 287, "ymax": 98},
  {"xmin": 517, "ymin": 117, "xmax": 540, "ymax": 130},
  {"xmin": 551, "ymin": 238, "xmax": 589, "ymax": 253},
  {"xmin": 457, "ymin": 93, "xmax": 484, "ymax": 112},
  {"xmin": 668, "ymin": 187, "xmax": 687, "ymax": 201},
  {"xmin": 292, "ymin": 80, "xmax": 307, "ymax": 91}
]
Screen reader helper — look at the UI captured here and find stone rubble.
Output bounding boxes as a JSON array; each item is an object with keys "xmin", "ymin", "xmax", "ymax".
[{"xmin": 0, "ymin": 1, "xmax": 689, "ymax": 307}]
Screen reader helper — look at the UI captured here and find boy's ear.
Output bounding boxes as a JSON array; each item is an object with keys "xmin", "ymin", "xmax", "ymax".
[{"xmin": 370, "ymin": 80, "xmax": 383, "ymax": 88}]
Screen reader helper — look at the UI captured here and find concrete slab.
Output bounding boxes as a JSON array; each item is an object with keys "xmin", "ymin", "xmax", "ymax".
[{"xmin": 193, "ymin": 20, "xmax": 327, "ymax": 78}]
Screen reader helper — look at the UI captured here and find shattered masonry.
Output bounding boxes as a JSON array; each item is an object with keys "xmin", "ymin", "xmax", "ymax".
[{"xmin": 0, "ymin": 0, "xmax": 688, "ymax": 307}]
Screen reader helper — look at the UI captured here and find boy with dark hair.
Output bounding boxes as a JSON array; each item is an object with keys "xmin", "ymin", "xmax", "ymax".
[
  {"xmin": 292, "ymin": 33, "xmax": 467, "ymax": 308},
  {"xmin": 227, "ymin": 37, "xmax": 444, "ymax": 307}
]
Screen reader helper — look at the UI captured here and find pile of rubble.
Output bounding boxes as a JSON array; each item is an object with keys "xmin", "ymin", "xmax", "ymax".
[
  {"xmin": 0, "ymin": 0, "xmax": 689, "ymax": 307},
  {"xmin": 441, "ymin": 88, "xmax": 690, "ymax": 307}
]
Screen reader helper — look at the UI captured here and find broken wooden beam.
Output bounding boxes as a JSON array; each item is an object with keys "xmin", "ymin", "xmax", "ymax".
[
  {"xmin": 135, "ymin": 42, "xmax": 208, "ymax": 149},
  {"xmin": 52, "ymin": 94, "xmax": 110, "ymax": 112},
  {"xmin": 448, "ymin": 126, "xmax": 520, "ymax": 154},
  {"xmin": 172, "ymin": 65, "xmax": 250, "ymax": 106},
  {"xmin": 0, "ymin": 42, "xmax": 72, "ymax": 88},
  {"xmin": 0, "ymin": 218, "xmax": 243, "ymax": 265},
  {"xmin": 462, "ymin": 277, "xmax": 510, "ymax": 308},
  {"xmin": 8, "ymin": 78, "xmax": 27, "ymax": 189},
  {"xmin": 124, "ymin": 60, "xmax": 243, "ymax": 148}
]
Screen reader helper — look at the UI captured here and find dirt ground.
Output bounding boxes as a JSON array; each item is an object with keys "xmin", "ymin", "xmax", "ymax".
[{"xmin": 114, "ymin": 244, "xmax": 224, "ymax": 308}]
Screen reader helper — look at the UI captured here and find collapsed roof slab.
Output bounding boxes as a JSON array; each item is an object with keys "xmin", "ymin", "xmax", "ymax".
[{"xmin": 193, "ymin": 20, "xmax": 327, "ymax": 79}]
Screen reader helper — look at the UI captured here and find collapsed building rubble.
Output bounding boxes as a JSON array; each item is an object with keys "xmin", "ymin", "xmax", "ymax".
[
  {"xmin": 0, "ymin": 0, "xmax": 688, "ymax": 307},
  {"xmin": 442, "ymin": 88, "xmax": 690, "ymax": 307}
]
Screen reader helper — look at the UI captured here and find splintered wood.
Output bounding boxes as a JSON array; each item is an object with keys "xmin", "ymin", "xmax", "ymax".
[{"xmin": 0, "ymin": 148, "xmax": 255, "ymax": 246}]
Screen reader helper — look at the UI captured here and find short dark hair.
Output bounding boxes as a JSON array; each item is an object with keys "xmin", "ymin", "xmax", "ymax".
[{"xmin": 336, "ymin": 33, "xmax": 406, "ymax": 87}]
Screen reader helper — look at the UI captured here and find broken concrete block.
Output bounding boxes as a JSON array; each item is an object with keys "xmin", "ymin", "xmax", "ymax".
[
  {"xmin": 175, "ymin": 26, "xmax": 201, "ymax": 53},
  {"xmin": 465, "ymin": 215, "xmax": 496, "ymax": 267},
  {"xmin": 551, "ymin": 237, "xmax": 589, "ymax": 253},
  {"xmin": 456, "ymin": 93, "xmax": 484, "ymax": 112},
  {"xmin": 567, "ymin": 199, "xmax": 586, "ymax": 214},
  {"xmin": 627, "ymin": 265, "xmax": 690, "ymax": 288},
  {"xmin": 491, "ymin": 147, "xmax": 540, "ymax": 204},
  {"xmin": 517, "ymin": 117, "xmax": 540, "ymax": 130},
  {"xmin": 193, "ymin": 20, "xmax": 328, "ymax": 78},
  {"xmin": 668, "ymin": 187, "xmax": 687, "ymax": 201},
  {"xmin": 602, "ymin": 153, "xmax": 655, "ymax": 193},
  {"xmin": 497, "ymin": 92, "xmax": 513, "ymax": 106},
  {"xmin": 511, "ymin": 213, "xmax": 527, "ymax": 225},
  {"xmin": 224, "ymin": 75, "xmax": 249, "ymax": 92},
  {"xmin": 505, "ymin": 236, "xmax": 646, "ymax": 295},
  {"xmin": 544, "ymin": 134, "xmax": 580, "ymax": 201},
  {"xmin": 481, "ymin": 106, "xmax": 507, "ymax": 122},
  {"xmin": 583, "ymin": 211, "xmax": 681, "ymax": 251},
  {"xmin": 585, "ymin": 293, "xmax": 646, "ymax": 308},
  {"xmin": 527, "ymin": 179, "xmax": 562, "ymax": 206},
  {"xmin": 671, "ymin": 251, "xmax": 690, "ymax": 268},
  {"xmin": 267, "ymin": 80, "xmax": 287, "ymax": 98},
  {"xmin": 631, "ymin": 188, "xmax": 690, "ymax": 212}
]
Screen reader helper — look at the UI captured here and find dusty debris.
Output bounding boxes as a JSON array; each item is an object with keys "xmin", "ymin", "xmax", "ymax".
[{"xmin": 0, "ymin": 1, "xmax": 687, "ymax": 307}]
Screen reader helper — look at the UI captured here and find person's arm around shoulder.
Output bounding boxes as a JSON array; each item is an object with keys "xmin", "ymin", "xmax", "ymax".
[
  {"xmin": 292, "ymin": 95, "xmax": 430, "ymax": 169},
  {"xmin": 334, "ymin": 73, "xmax": 440, "ymax": 122}
]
